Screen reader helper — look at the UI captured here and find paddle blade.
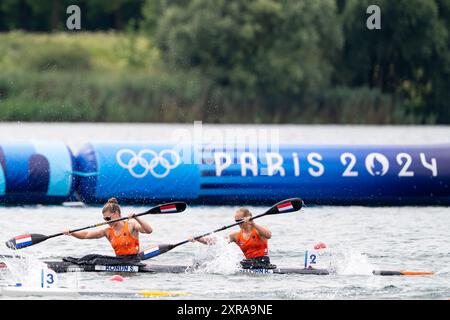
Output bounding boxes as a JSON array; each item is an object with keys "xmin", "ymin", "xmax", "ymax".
[
  {"xmin": 138, "ymin": 244, "xmax": 176, "ymax": 260},
  {"xmin": 146, "ymin": 202, "xmax": 187, "ymax": 215},
  {"xmin": 266, "ymin": 198, "xmax": 303, "ymax": 215},
  {"xmin": 5, "ymin": 234, "xmax": 48, "ymax": 250}
]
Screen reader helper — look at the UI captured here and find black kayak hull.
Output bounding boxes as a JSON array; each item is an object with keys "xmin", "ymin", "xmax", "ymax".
[{"xmin": 44, "ymin": 261, "xmax": 330, "ymax": 275}]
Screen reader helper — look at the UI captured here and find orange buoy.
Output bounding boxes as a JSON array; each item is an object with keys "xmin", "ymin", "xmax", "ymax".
[
  {"xmin": 110, "ymin": 275, "xmax": 124, "ymax": 282},
  {"xmin": 314, "ymin": 242, "xmax": 327, "ymax": 250}
]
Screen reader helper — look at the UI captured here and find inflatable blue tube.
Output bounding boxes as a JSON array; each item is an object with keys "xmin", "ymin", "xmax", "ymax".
[
  {"xmin": 75, "ymin": 143, "xmax": 200, "ymax": 204},
  {"xmin": 75, "ymin": 143, "xmax": 450, "ymax": 205},
  {"xmin": 0, "ymin": 141, "xmax": 75, "ymax": 204}
]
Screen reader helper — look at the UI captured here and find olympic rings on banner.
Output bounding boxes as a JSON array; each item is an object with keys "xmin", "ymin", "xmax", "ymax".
[{"xmin": 116, "ymin": 149, "xmax": 180, "ymax": 178}]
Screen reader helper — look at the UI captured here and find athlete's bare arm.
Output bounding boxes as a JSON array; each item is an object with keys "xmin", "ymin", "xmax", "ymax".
[
  {"xmin": 242, "ymin": 217, "xmax": 272, "ymax": 239},
  {"xmin": 63, "ymin": 228, "xmax": 107, "ymax": 239},
  {"xmin": 252, "ymin": 223, "xmax": 272, "ymax": 240},
  {"xmin": 129, "ymin": 214, "xmax": 153, "ymax": 234},
  {"xmin": 189, "ymin": 233, "xmax": 235, "ymax": 245}
]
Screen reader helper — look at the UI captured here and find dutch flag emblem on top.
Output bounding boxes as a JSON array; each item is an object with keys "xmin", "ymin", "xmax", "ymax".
[
  {"xmin": 277, "ymin": 202, "xmax": 294, "ymax": 213},
  {"xmin": 160, "ymin": 204, "xmax": 177, "ymax": 213},
  {"xmin": 14, "ymin": 234, "xmax": 33, "ymax": 248},
  {"xmin": 143, "ymin": 245, "xmax": 160, "ymax": 258}
]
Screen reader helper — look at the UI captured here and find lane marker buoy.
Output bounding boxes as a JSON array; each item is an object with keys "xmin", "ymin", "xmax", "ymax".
[{"xmin": 110, "ymin": 275, "xmax": 124, "ymax": 282}]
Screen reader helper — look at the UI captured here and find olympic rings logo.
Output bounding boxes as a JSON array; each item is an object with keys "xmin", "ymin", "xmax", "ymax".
[{"xmin": 116, "ymin": 149, "xmax": 181, "ymax": 178}]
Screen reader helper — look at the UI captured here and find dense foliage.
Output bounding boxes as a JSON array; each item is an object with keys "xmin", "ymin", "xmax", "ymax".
[{"xmin": 0, "ymin": 0, "xmax": 448, "ymax": 123}]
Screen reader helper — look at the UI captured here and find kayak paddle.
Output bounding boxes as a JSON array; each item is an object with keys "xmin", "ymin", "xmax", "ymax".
[
  {"xmin": 5, "ymin": 201, "xmax": 187, "ymax": 250},
  {"xmin": 139, "ymin": 198, "xmax": 303, "ymax": 260}
]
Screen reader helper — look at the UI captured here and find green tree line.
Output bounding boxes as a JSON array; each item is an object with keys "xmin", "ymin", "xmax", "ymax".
[
  {"xmin": 0, "ymin": 0, "xmax": 145, "ymax": 31},
  {"xmin": 0, "ymin": 0, "xmax": 449, "ymax": 123}
]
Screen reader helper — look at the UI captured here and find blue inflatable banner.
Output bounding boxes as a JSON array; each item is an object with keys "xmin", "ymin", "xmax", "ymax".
[
  {"xmin": 75, "ymin": 143, "xmax": 200, "ymax": 203},
  {"xmin": 0, "ymin": 141, "xmax": 74, "ymax": 204},
  {"xmin": 75, "ymin": 143, "xmax": 450, "ymax": 205}
]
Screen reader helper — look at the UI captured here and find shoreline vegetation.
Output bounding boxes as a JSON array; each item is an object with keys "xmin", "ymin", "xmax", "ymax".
[{"xmin": 0, "ymin": 0, "xmax": 448, "ymax": 124}]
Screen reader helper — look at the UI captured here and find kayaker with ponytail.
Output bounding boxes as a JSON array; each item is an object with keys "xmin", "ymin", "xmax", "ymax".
[{"xmin": 63, "ymin": 198, "xmax": 153, "ymax": 257}]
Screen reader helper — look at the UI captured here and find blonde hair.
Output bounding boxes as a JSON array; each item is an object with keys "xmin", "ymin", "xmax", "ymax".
[
  {"xmin": 237, "ymin": 208, "xmax": 252, "ymax": 217},
  {"xmin": 102, "ymin": 197, "xmax": 121, "ymax": 215}
]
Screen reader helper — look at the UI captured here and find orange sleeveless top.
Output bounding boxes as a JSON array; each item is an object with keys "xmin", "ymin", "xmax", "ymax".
[
  {"xmin": 107, "ymin": 221, "xmax": 140, "ymax": 256},
  {"xmin": 235, "ymin": 228, "xmax": 268, "ymax": 259}
]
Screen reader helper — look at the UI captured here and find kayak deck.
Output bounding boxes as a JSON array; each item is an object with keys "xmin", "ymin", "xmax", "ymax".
[
  {"xmin": 41, "ymin": 262, "xmax": 434, "ymax": 276},
  {"xmin": 43, "ymin": 262, "xmax": 434, "ymax": 276},
  {"xmin": 44, "ymin": 261, "xmax": 331, "ymax": 275},
  {"xmin": 1, "ymin": 257, "xmax": 433, "ymax": 276}
]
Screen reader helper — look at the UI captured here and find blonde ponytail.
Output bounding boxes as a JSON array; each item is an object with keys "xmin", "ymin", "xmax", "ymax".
[{"xmin": 102, "ymin": 197, "xmax": 121, "ymax": 214}]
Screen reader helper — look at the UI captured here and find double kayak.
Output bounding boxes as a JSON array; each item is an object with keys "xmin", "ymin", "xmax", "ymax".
[
  {"xmin": 44, "ymin": 261, "xmax": 331, "ymax": 275},
  {"xmin": 1, "ymin": 258, "xmax": 432, "ymax": 276},
  {"xmin": 1, "ymin": 251, "xmax": 434, "ymax": 276}
]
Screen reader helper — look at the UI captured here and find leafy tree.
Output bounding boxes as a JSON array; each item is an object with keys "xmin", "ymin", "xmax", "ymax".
[
  {"xmin": 0, "ymin": 0, "xmax": 145, "ymax": 31},
  {"xmin": 340, "ymin": 0, "xmax": 449, "ymax": 121},
  {"xmin": 431, "ymin": 0, "xmax": 450, "ymax": 122},
  {"xmin": 85, "ymin": 0, "xmax": 144, "ymax": 30},
  {"xmin": 141, "ymin": 0, "xmax": 189, "ymax": 33},
  {"xmin": 153, "ymin": 0, "xmax": 343, "ymax": 118}
]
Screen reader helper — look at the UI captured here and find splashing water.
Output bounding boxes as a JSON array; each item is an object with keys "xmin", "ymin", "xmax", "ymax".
[
  {"xmin": 2, "ymin": 252, "xmax": 50, "ymax": 287},
  {"xmin": 327, "ymin": 246, "xmax": 375, "ymax": 275},
  {"xmin": 190, "ymin": 236, "xmax": 242, "ymax": 274},
  {"xmin": 1, "ymin": 252, "xmax": 80, "ymax": 289}
]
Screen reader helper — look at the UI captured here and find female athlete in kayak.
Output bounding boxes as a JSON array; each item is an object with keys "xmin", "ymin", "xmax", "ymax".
[
  {"xmin": 63, "ymin": 198, "xmax": 153, "ymax": 256},
  {"xmin": 191, "ymin": 208, "xmax": 275, "ymax": 269}
]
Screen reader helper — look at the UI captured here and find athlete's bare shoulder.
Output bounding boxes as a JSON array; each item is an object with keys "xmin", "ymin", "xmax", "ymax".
[{"xmin": 229, "ymin": 231, "xmax": 239, "ymax": 243}]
